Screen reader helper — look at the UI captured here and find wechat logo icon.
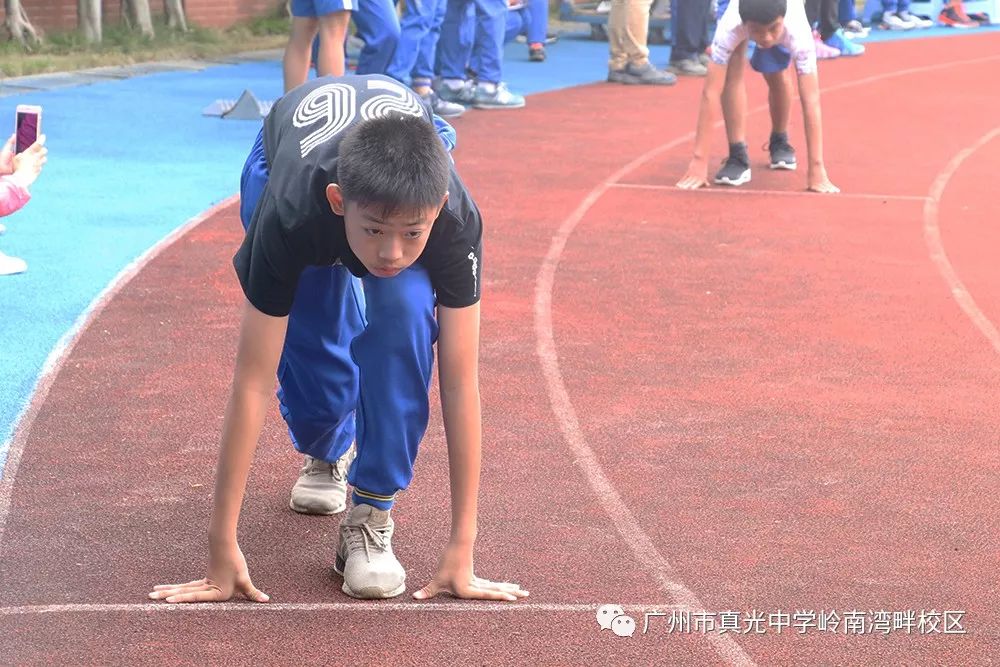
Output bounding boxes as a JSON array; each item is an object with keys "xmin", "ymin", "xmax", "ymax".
[{"xmin": 596, "ymin": 604, "xmax": 636, "ymax": 638}]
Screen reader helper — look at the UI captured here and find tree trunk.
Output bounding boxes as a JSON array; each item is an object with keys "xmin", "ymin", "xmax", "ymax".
[
  {"xmin": 124, "ymin": 0, "xmax": 155, "ymax": 37},
  {"xmin": 165, "ymin": 0, "xmax": 188, "ymax": 31},
  {"xmin": 4, "ymin": 0, "xmax": 41, "ymax": 47},
  {"xmin": 78, "ymin": 0, "xmax": 102, "ymax": 43}
]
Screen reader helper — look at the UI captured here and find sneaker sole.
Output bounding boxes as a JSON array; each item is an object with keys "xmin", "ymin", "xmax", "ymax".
[
  {"xmin": 333, "ymin": 554, "xmax": 406, "ymax": 599},
  {"xmin": 769, "ymin": 160, "xmax": 798, "ymax": 171},
  {"xmin": 289, "ymin": 497, "xmax": 346, "ymax": 515},
  {"xmin": 714, "ymin": 169, "xmax": 752, "ymax": 186}
]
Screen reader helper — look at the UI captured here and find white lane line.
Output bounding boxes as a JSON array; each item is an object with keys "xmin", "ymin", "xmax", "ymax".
[
  {"xmin": 611, "ymin": 183, "xmax": 929, "ymax": 202},
  {"xmin": 0, "ymin": 602, "xmax": 681, "ymax": 616},
  {"xmin": 0, "ymin": 195, "xmax": 240, "ymax": 555},
  {"xmin": 532, "ymin": 53, "xmax": 1000, "ymax": 667},
  {"xmin": 923, "ymin": 127, "xmax": 1000, "ymax": 355}
]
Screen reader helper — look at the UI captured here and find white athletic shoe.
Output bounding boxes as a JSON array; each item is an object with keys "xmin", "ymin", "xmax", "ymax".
[
  {"xmin": 334, "ymin": 503, "xmax": 406, "ymax": 599},
  {"xmin": 289, "ymin": 447, "xmax": 355, "ymax": 515}
]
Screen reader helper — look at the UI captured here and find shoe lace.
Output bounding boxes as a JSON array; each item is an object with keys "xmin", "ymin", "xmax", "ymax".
[
  {"xmin": 763, "ymin": 136, "xmax": 792, "ymax": 153},
  {"xmin": 303, "ymin": 454, "xmax": 349, "ymax": 482},
  {"xmin": 720, "ymin": 153, "xmax": 748, "ymax": 169},
  {"xmin": 343, "ymin": 521, "xmax": 391, "ymax": 562}
]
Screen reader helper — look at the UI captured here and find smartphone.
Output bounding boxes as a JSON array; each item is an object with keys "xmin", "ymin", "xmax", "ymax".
[{"xmin": 15, "ymin": 105, "xmax": 42, "ymax": 154}]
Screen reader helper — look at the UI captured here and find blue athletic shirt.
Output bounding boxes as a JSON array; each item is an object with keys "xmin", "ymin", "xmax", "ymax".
[{"xmin": 234, "ymin": 74, "xmax": 484, "ymax": 317}]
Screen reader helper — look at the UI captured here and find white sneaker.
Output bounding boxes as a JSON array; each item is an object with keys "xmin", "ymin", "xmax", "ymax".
[
  {"xmin": 289, "ymin": 447, "xmax": 355, "ymax": 515},
  {"xmin": 897, "ymin": 10, "xmax": 933, "ymax": 27},
  {"xmin": 334, "ymin": 503, "xmax": 406, "ymax": 599},
  {"xmin": 881, "ymin": 11, "xmax": 914, "ymax": 28},
  {"xmin": 0, "ymin": 251, "xmax": 27, "ymax": 276}
]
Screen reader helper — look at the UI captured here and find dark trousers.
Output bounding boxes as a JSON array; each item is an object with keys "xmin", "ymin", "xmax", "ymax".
[
  {"xmin": 670, "ymin": 0, "xmax": 712, "ymax": 63},
  {"xmin": 806, "ymin": 0, "xmax": 840, "ymax": 40}
]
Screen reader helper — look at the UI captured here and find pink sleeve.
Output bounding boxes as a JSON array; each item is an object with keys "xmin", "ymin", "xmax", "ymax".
[{"xmin": 0, "ymin": 176, "xmax": 30, "ymax": 217}]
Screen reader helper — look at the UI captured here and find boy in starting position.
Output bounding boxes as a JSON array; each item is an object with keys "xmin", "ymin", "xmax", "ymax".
[
  {"xmin": 149, "ymin": 74, "xmax": 528, "ymax": 603},
  {"xmin": 677, "ymin": 0, "xmax": 839, "ymax": 193}
]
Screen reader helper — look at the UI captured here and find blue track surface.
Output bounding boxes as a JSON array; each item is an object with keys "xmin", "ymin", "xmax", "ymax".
[{"xmin": 0, "ymin": 27, "xmax": 996, "ymax": 469}]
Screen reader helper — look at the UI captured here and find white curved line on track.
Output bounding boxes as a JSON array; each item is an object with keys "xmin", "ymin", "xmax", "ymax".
[
  {"xmin": 922, "ymin": 127, "xmax": 1000, "ymax": 354},
  {"xmin": 0, "ymin": 196, "xmax": 239, "ymax": 551},
  {"xmin": 533, "ymin": 54, "xmax": 1000, "ymax": 667}
]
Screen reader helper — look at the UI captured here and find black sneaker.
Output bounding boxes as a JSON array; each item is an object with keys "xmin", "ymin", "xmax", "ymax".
[
  {"xmin": 767, "ymin": 132, "xmax": 797, "ymax": 170},
  {"xmin": 529, "ymin": 44, "xmax": 546, "ymax": 61},
  {"xmin": 714, "ymin": 143, "xmax": 751, "ymax": 186}
]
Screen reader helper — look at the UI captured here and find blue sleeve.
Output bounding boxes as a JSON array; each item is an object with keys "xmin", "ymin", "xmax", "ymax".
[{"xmin": 433, "ymin": 114, "xmax": 457, "ymax": 153}]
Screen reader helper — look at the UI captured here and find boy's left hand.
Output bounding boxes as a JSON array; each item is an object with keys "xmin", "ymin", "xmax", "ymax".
[{"xmin": 413, "ymin": 541, "xmax": 530, "ymax": 602}]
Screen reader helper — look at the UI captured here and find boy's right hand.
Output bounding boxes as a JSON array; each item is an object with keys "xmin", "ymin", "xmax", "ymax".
[
  {"xmin": 148, "ymin": 541, "xmax": 269, "ymax": 604},
  {"xmin": 677, "ymin": 159, "xmax": 710, "ymax": 190}
]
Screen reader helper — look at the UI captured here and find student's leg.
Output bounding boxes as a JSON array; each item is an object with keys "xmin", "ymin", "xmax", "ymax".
[
  {"xmin": 806, "ymin": 0, "xmax": 821, "ymax": 27},
  {"xmin": 353, "ymin": 0, "xmax": 402, "ymax": 74},
  {"xmin": 240, "ymin": 129, "xmax": 364, "ymax": 509},
  {"xmin": 755, "ymin": 48, "xmax": 797, "ymax": 169},
  {"xmin": 505, "ymin": 8, "xmax": 526, "ymax": 44},
  {"xmin": 472, "ymin": 3, "xmax": 520, "ymax": 74},
  {"xmin": 714, "ymin": 41, "xmax": 752, "ymax": 185},
  {"xmin": 818, "ymin": 0, "xmax": 841, "ymax": 39},
  {"xmin": 277, "ymin": 268, "xmax": 365, "ymax": 465},
  {"xmin": 438, "ymin": 0, "xmax": 476, "ymax": 80},
  {"xmin": 316, "ymin": 11, "xmax": 352, "ymax": 76},
  {"xmin": 762, "ymin": 68, "xmax": 792, "ymax": 136},
  {"xmin": 721, "ymin": 41, "xmax": 748, "ymax": 145},
  {"xmin": 387, "ymin": 0, "xmax": 439, "ymax": 84},
  {"xmin": 671, "ymin": 0, "xmax": 701, "ymax": 63},
  {"xmin": 284, "ymin": 12, "xmax": 321, "ymax": 92},
  {"xmin": 526, "ymin": 0, "xmax": 548, "ymax": 43},
  {"xmin": 348, "ymin": 266, "xmax": 438, "ymax": 510},
  {"xmin": 614, "ymin": 0, "xmax": 654, "ymax": 68},
  {"xmin": 412, "ymin": 0, "xmax": 449, "ymax": 87},
  {"xmin": 469, "ymin": 0, "xmax": 507, "ymax": 85}
]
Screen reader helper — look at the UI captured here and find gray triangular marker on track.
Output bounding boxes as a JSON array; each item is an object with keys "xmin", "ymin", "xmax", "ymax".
[{"xmin": 222, "ymin": 89, "xmax": 265, "ymax": 120}]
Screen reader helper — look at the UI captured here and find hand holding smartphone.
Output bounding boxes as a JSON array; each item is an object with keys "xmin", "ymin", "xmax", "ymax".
[{"xmin": 15, "ymin": 105, "xmax": 42, "ymax": 154}]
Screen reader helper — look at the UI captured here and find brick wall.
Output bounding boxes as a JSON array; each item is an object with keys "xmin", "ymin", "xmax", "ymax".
[
  {"xmin": 186, "ymin": 0, "xmax": 282, "ymax": 28},
  {"xmin": 6, "ymin": 1, "xmax": 281, "ymax": 35}
]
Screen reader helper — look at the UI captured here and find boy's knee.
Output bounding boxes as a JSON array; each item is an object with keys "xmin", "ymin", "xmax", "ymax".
[
  {"xmin": 364, "ymin": 273, "xmax": 435, "ymax": 335},
  {"xmin": 290, "ymin": 16, "xmax": 320, "ymax": 36}
]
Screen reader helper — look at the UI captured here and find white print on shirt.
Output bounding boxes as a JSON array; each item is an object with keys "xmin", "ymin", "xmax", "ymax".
[
  {"xmin": 359, "ymin": 79, "xmax": 425, "ymax": 122},
  {"xmin": 294, "ymin": 83, "xmax": 357, "ymax": 158},
  {"xmin": 468, "ymin": 250, "xmax": 479, "ymax": 296},
  {"xmin": 294, "ymin": 80, "xmax": 425, "ymax": 159}
]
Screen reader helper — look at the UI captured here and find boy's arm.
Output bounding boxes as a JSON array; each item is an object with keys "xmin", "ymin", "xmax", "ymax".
[
  {"xmin": 412, "ymin": 302, "xmax": 528, "ymax": 602},
  {"xmin": 149, "ymin": 298, "xmax": 288, "ymax": 604},
  {"xmin": 677, "ymin": 61, "xmax": 729, "ymax": 189},
  {"xmin": 796, "ymin": 70, "xmax": 839, "ymax": 193}
]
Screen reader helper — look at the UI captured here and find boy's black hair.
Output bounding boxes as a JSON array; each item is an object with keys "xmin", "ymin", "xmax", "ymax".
[
  {"xmin": 337, "ymin": 114, "xmax": 450, "ymax": 216},
  {"xmin": 739, "ymin": 0, "xmax": 787, "ymax": 24}
]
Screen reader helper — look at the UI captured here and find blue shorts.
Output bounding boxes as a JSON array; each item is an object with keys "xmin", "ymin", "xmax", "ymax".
[
  {"xmin": 291, "ymin": 0, "xmax": 351, "ymax": 17},
  {"xmin": 749, "ymin": 44, "xmax": 791, "ymax": 74}
]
